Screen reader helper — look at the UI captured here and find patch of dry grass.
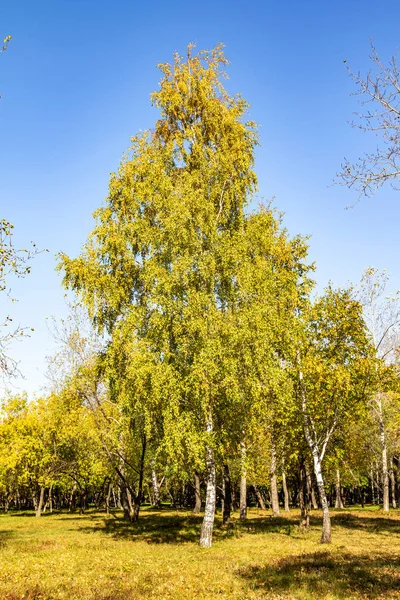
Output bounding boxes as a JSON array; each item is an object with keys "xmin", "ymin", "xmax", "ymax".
[{"xmin": 1, "ymin": 506, "xmax": 400, "ymax": 599}]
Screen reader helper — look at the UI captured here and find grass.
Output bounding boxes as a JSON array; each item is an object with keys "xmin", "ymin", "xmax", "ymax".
[{"xmin": 1, "ymin": 506, "xmax": 400, "ymax": 599}]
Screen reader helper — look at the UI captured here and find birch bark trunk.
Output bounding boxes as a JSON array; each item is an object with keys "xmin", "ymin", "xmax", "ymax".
[
  {"xmin": 200, "ymin": 421, "xmax": 216, "ymax": 548},
  {"xmin": 377, "ymin": 395, "xmax": 390, "ymax": 512},
  {"xmin": 282, "ymin": 460, "xmax": 290, "ymax": 512},
  {"xmin": 240, "ymin": 442, "xmax": 247, "ymax": 520},
  {"xmin": 335, "ymin": 469, "xmax": 344, "ymax": 509},
  {"xmin": 313, "ymin": 453, "xmax": 331, "ymax": 543},
  {"xmin": 270, "ymin": 443, "xmax": 280, "ymax": 516},
  {"xmin": 151, "ymin": 462, "xmax": 161, "ymax": 508},
  {"xmin": 389, "ymin": 459, "xmax": 397, "ymax": 509}
]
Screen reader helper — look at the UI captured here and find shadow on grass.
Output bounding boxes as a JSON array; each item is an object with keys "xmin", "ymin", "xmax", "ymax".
[
  {"xmin": 331, "ymin": 511, "xmax": 400, "ymax": 535},
  {"xmin": 238, "ymin": 551, "xmax": 400, "ymax": 599},
  {"xmin": 75, "ymin": 511, "xmax": 305, "ymax": 544},
  {"xmin": 0, "ymin": 529, "xmax": 13, "ymax": 548},
  {"xmin": 77, "ymin": 512, "xmax": 210, "ymax": 544}
]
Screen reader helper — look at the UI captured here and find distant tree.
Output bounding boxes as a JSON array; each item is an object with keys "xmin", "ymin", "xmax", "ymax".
[
  {"xmin": 337, "ymin": 42, "xmax": 400, "ymax": 200},
  {"xmin": 0, "ymin": 220, "xmax": 39, "ymax": 378},
  {"xmin": 296, "ymin": 286, "xmax": 373, "ymax": 543},
  {"xmin": 1, "ymin": 36, "xmax": 41, "ymax": 378},
  {"xmin": 358, "ymin": 267, "xmax": 400, "ymax": 512}
]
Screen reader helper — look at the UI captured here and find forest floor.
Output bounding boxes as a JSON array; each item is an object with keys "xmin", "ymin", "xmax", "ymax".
[{"xmin": 0, "ymin": 506, "xmax": 399, "ymax": 599}]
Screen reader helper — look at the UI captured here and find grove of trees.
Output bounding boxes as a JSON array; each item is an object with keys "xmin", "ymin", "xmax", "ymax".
[{"xmin": 1, "ymin": 44, "xmax": 400, "ymax": 549}]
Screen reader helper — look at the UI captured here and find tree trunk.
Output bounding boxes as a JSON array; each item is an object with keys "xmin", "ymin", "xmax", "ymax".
[
  {"xmin": 370, "ymin": 469, "xmax": 375, "ymax": 505},
  {"xmin": 193, "ymin": 471, "xmax": 201, "ymax": 513},
  {"xmin": 313, "ymin": 454, "xmax": 331, "ymax": 543},
  {"xmin": 335, "ymin": 469, "xmax": 344, "ymax": 509},
  {"xmin": 121, "ymin": 484, "xmax": 133, "ymax": 521},
  {"xmin": 239, "ymin": 442, "xmax": 247, "ymax": 520},
  {"xmin": 270, "ymin": 443, "xmax": 280, "ymax": 516},
  {"xmin": 253, "ymin": 484, "xmax": 266, "ymax": 511},
  {"xmin": 300, "ymin": 462, "xmax": 310, "ymax": 528},
  {"xmin": 151, "ymin": 461, "xmax": 161, "ymax": 508},
  {"xmin": 389, "ymin": 459, "xmax": 397, "ymax": 509},
  {"xmin": 200, "ymin": 422, "xmax": 216, "ymax": 548},
  {"xmin": 36, "ymin": 486, "xmax": 45, "ymax": 518},
  {"xmin": 282, "ymin": 459, "xmax": 290, "ymax": 512},
  {"xmin": 106, "ymin": 482, "xmax": 111, "ymax": 516},
  {"xmin": 305, "ymin": 462, "xmax": 318, "ymax": 509},
  {"xmin": 132, "ymin": 434, "xmax": 146, "ymax": 522},
  {"xmin": 69, "ymin": 483, "xmax": 77, "ymax": 512},
  {"xmin": 222, "ymin": 464, "xmax": 232, "ymax": 525},
  {"xmin": 377, "ymin": 396, "xmax": 389, "ymax": 512}
]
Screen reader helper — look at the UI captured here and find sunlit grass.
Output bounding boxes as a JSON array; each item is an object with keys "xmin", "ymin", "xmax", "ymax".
[{"xmin": 1, "ymin": 506, "xmax": 400, "ymax": 599}]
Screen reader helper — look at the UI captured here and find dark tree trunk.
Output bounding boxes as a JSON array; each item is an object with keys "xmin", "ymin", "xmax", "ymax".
[
  {"xmin": 132, "ymin": 434, "xmax": 147, "ymax": 522},
  {"xmin": 193, "ymin": 471, "xmax": 202, "ymax": 513},
  {"xmin": 253, "ymin": 484, "xmax": 266, "ymax": 511},
  {"xmin": 222, "ymin": 464, "xmax": 232, "ymax": 525}
]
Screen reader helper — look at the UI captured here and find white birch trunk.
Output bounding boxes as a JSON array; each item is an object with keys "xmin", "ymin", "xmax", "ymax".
[
  {"xmin": 282, "ymin": 458, "xmax": 290, "ymax": 512},
  {"xmin": 200, "ymin": 420, "xmax": 216, "ymax": 548},
  {"xmin": 270, "ymin": 443, "xmax": 280, "ymax": 516},
  {"xmin": 240, "ymin": 442, "xmax": 247, "ymax": 520},
  {"xmin": 377, "ymin": 395, "xmax": 389, "ymax": 512},
  {"xmin": 151, "ymin": 463, "xmax": 161, "ymax": 508},
  {"xmin": 313, "ymin": 453, "xmax": 331, "ymax": 543},
  {"xmin": 389, "ymin": 459, "xmax": 397, "ymax": 509}
]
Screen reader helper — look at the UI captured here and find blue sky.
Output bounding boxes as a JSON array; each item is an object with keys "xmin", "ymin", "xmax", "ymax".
[{"xmin": 1, "ymin": 0, "xmax": 400, "ymax": 395}]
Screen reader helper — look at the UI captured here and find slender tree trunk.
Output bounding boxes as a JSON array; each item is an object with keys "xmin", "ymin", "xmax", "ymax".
[
  {"xmin": 253, "ymin": 484, "xmax": 266, "ymax": 511},
  {"xmin": 222, "ymin": 464, "xmax": 232, "ymax": 525},
  {"xmin": 69, "ymin": 483, "xmax": 77, "ymax": 512},
  {"xmin": 282, "ymin": 458, "xmax": 290, "ymax": 512},
  {"xmin": 370, "ymin": 469, "xmax": 375, "ymax": 505},
  {"xmin": 335, "ymin": 469, "xmax": 344, "ymax": 509},
  {"xmin": 389, "ymin": 459, "xmax": 397, "ymax": 509},
  {"xmin": 36, "ymin": 486, "xmax": 45, "ymax": 518},
  {"xmin": 240, "ymin": 442, "xmax": 247, "ymax": 520},
  {"xmin": 106, "ymin": 482, "xmax": 111, "ymax": 516},
  {"xmin": 313, "ymin": 454, "xmax": 331, "ymax": 543},
  {"xmin": 132, "ymin": 434, "xmax": 147, "ymax": 522},
  {"xmin": 200, "ymin": 421, "xmax": 216, "ymax": 548},
  {"xmin": 151, "ymin": 460, "xmax": 161, "ymax": 508},
  {"xmin": 300, "ymin": 462, "xmax": 310, "ymax": 528},
  {"xmin": 270, "ymin": 443, "xmax": 280, "ymax": 516},
  {"xmin": 377, "ymin": 396, "xmax": 389, "ymax": 512},
  {"xmin": 305, "ymin": 462, "xmax": 318, "ymax": 509},
  {"xmin": 121, "ymin": 484, "xmax": 133, "ymax": 521},
  {"xmin": 192, "ymin": 471, "xmax": 201, "ymax": 513},
  {"xmin": 375, "ymin": 466, "xmax": 381, "ymax": 505}
]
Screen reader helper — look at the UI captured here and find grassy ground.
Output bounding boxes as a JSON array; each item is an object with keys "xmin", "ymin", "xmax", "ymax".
[{"xmin": 1, "ymin": 506, "xmax": 400, "ymax": 599}]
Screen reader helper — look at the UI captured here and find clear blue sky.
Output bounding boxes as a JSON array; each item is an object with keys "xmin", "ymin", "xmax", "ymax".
[{"xmin": 1, "ymin": 0, "xmax": 400, "ymax": 395}]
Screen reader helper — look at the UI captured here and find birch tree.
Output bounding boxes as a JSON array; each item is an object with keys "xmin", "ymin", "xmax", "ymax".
[
  {"xmin": 297, "ymin": 287, "xmax": 373, "ymax": 543},
  {"xmin": 358, "ymin": 267, "xmax": 400, "ymax": 512}
]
